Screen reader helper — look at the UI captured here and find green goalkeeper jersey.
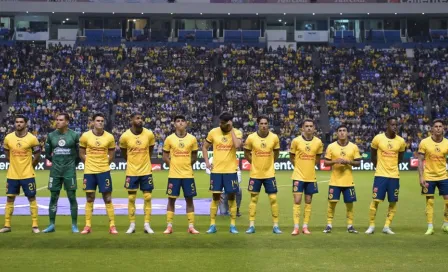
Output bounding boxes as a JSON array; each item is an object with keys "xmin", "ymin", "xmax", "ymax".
[{"xmin": 45, "ymin": 129, "xmax": 80, "ymax": 178}]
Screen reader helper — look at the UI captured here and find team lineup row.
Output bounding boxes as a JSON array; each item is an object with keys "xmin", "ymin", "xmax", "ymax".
[{"xmin": 1, "ymin": 112, "xmax": 448, "ymax": 236}]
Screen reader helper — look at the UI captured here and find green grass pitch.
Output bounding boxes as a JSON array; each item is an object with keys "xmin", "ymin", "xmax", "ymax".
[{"xmin": 0, "ymin": 170, "xmax": 446, "ymax": 272}]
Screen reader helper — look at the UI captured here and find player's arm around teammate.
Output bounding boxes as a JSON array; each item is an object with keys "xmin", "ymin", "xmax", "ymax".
[
  {"xmin": 162, "ymin": 115, "xmax": 200, "ymax": 234},
  {"xmin": 243, "ymin": 116, "xmax": 282, "ymax": 234},
  {"xmin": 365, "ymin": 117, "xmax": 406, "ymax": 235},
  {"xmin": 289, "ymin": 119, "xmax": 323, "ymax": 235},
  {"xmin": 322, "ymin": 125, "xmax": 361, "ymax": 234},
  {"xmin": 417, "ymin": 119, "xmax": 448, "ymax": 235},
  {"xmin": 120, "ymin": 113, "xmax": 156, "ymax": 234},
  {"xmin": 79, "ymin": 113, "xmax": 117, "ymax": 234},
  {"xmin": 202, "ymin": 112, "xmax": 242, "ymax": 234},
  {"xmin": 0, "ymin": 115, "xmax": 41, "ymax": 233}
]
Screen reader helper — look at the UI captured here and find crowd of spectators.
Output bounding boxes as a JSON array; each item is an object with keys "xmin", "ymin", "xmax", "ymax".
[
  {"xmin": 217, "ymin": 45, "xmax": 321, "ymax": 150},
  {"xmin": 320, "ymin": 47, "xmax": 430, "ymax": 152},
  {"xmin": 0, "ymin": 43, "xmax": 445, "ymax": 154}
]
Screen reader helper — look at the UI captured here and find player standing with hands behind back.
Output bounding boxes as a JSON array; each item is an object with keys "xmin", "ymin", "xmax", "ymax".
[
  {"xmin": 119, "ymin": 112, "xmax": 155, "ymax": 234},
  {"xmin": 244, "ymin": 116, "xmax": 282, "ymax": 234},
  {"xmin": 0, "ymin": 115, "xmax": 41, "ymax": 233},
  {"xmin": 289, "ymin": 119, "xmax": 323, "ymax": 235},
  {"xmin": 365, "ymin": 117, "xmax": 406, "ymax": 235},
  {"xmin": 79, "ymin": 113, "xmax": 117, "ymax": 235},
  {"xmin": 203, "ymin": 112, "xmax": 243, "ymax": 234}
]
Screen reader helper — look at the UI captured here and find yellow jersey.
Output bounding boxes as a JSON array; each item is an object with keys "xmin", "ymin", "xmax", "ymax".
[
  {"xmin": 244, "ymin": 132, "xmax": 280, "ymax": 179},
  {"xmin": 163, "ymin": 133, "xmax": 198, "ymax": 178},
  {"xmin": 3, "ymin": 132, "xmax": 40, "ymax": 179},
  {"xmin": 418, "ymin": 136, "xmax": 448, "ymax": 181},
  {"xmin": 290, "ymin": 135, "xmax": 323, "ymax": 182},
  {"xmin": 206, "ymin": 127, "xmax": 243, "ymax": 174},
  {"xmin": 119, "ymin": 128, "xmax": 155, "ymax": 177},
  {"xmin": 79, "ymin": 130, "xmax": 116, "ymax": 174},
  {"xmin": 371, "ymin": 133, "xmax": 406, "ymax": 178},
  {"xmin": 325, "ymin": 141, "xmax": 361, "ymax": 187}
]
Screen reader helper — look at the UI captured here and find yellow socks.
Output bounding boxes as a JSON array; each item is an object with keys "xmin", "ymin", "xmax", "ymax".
[
  {"xmin": 30, "ymin": 199, "xmax": 38, "ymax": 228},
  {"xmin": 143, "ymin": 192, "xmax": 152, "ymax": 224},
  {"xmin": 293, "ymin": 204, "xmax": 301, "ymax": 227},
  {"xmin": 105, "ymin": 203, "xmax": 116, "ymax": 227},
  {"xmin": 228, "ymin": 199, "xmax": 237, "ymax": 226},
  {"xmin": 210, "ymin": 199, "xmax": 219, "ymax": 225},
  {"xmin": 85, "ymin": 201, "xmax": 93, "ymax": 227},
  {"xmin": 128, "ymin": 194, "xmax": 136, "ymax": 223},
  {"xmin": 327, "ymin": 201, "xmax": 337, "ymax": 225},
  {"xmin": 187, "ymin": 212, "xmax": 195, "ymax": 227},
  {"xmin": 249, "ymin": 194, "xmax": 259, "ymax": 222},
  {"xmin": 346, "ymin": 202, "xmax": 354, "ymax": 226},
  {"xmin": 167, "ymin": 211, "xmax": 174, "ymax": 225},
  {"xmin": 4, "ymin": 201, "xmax": 14, "ymax": 228},
  {"xmin": 269, "ymin": 194, "xmax": 279, "ymax": 224},
  {"xmin": 426, "ymin": 197, "xmax": 434, "ymax": 225},
  {"xmin": 304, "ymin": 203, "xmax": 312, "ymax": 226},
  {"xmin": 384, "ymin": 202, "xmax": 397, "ymax": 228},
  {"xmin": 369, "ymin": 201, "xmax": 379, "ymax": 227}
]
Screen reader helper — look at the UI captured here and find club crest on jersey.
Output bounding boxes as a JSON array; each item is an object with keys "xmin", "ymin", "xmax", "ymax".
[
  {"xmin": 305, "ymin": 145, "xmax": 311, "ymax": 152},
  {"xmin": 95, "ymin": 140, "xmax": 101, "ymax": 147},
  {"xmin": 435, "ymin": 146, "xmax": 441, "ymax": 153},
  {"xmin": 222, "ymin": 137, "xmax": 228, "ymax": 143},
  {"xmin": 387, "ymin": 143, "xmax": 393, "ymax": 150},
  {"xmin": 58, "ymin": 139, "xmax": 66, "ymax": 147},
  {"xmin": 179, "ymin": 142, "xmax": 185, "ymax": 148},
  {"xmin": 261, "ymin": 142, "xmax": 267, "ymax": 149},
  {"xmin": 136, "ymin": 138, "xmax": 142, "ymax": 145},
  {"xmin": 340, "ymin": 150, "xmax": 346, "ymax": 157},
  {"xmin": 16, "ymin": 142, "xmax": 22, "ymax": 148}
]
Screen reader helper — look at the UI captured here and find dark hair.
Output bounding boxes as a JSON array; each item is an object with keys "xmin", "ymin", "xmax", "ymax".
[
  {"xmin": 174, "ymin": 115, "xmax": 186, "ymax": 122},
  {"xmin": 386, "ymin": 116, "xmax": 397, "ymax": 123},
  {"xmin": 302, "ymin": 119, "xmax": 314, "ymax": 126},
  {"xmin": 57, "ymin": 112, "xmax": 70, "ymax": 121},
  {"xmin": 219, "ymin": 112, "xmax": 233, "ymax": 122},
  {"xmin": 432, "ymin": 118, "xmax": 444, "ymax": 126},
  {"xmin": 92, "ymin": 112, "xmax": 105, "ymax": 121},
  {"xmin": 130, "ymin": 112, "xmax": 142, "ymax": 119},
  {"xmin": 336, "ymin": 124, "xmax": 348, "ymax": 131},
  {"xmin": 257, "ymin": 115, "xmax": 269, "ymax": 124},
  {"xmin": 15, "ymin": 114, "xmax": 28, "ymax": 123}
]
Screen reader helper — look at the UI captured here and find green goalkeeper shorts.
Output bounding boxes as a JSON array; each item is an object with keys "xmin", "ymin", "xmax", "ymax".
[{"xmin": 49, "ymin": 176, "xmax": 77, "ymax": 191}]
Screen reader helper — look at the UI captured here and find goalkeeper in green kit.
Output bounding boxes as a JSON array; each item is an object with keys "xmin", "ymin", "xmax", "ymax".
[{"xmin": 43, "ymin": 113, "xmax": 81, "ymax": 233}]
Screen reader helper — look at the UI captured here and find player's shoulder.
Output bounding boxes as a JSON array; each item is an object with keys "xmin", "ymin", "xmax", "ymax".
[
  {"xmin": 327, "ymin": 141, "xmax": 338, "ymax": 149},
  {"xmin": 209, "ymin": 127, "xmax": 220, "ymax": 134},
  {"xmin": 165, "ymin": 133, "xmax": 175, "ymax": 141},
  {"xmin": 395, "ymin": 134, "xmax": 405, "ymax": 142},
  {"xmin": 269, "ymin": 131, "xmax": 279, "ymax": 139},
  {"xmin": 26, "ymin": 132, "xmax": 38, "ymax": 140},
  {"xmin": 247, "ymin": 132, "xmax": 256, "ymax": 139},
  {"xmin": 313, "ymin": 136, "xmax": 323, "ymax": 144},
  {"xmin": 4, "ymin": 131, "xmax": 15, "ymax": 140},
  {"xmin": 103, "ymin": 130, "xmax": 115, "ymax": 139},
  {"xmin": 186, "ymin": 133, "xmax": 197, "ymax": 141},
  {"xmin": 348, "ymin": 141, "xmax": 359, "ymax": 149},
  {"xmin": 233, "ymin": 128, "xmax": 243, "ymax": 136},
  {"xmin": 143, "ymin": 128, "xmax": 154, "ymax": 136},
  {"xmin": 419, "ymin": 137, "xmax": 430, "ymax": 145},
  {"xmin": 80, "ymin": 130, "xmax": 92, "ymax": 137}
]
